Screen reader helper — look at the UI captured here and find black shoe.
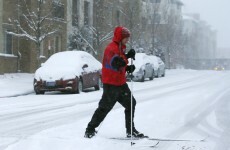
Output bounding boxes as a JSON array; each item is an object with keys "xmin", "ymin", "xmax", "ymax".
[
  {"xmin": 127, "ymin": 128, "xmax": 146, "ymax": 138},
  {"xmin": 84, "ymin": 128, "xmax": 97, "ymax": 138}
]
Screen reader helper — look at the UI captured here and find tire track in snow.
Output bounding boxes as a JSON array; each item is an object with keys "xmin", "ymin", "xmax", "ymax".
[
  {"xmin": 0, "ymin": 72, "xmax": 226, "ymax": 150},
  {"xmin": 154, "ymin": 78, "xmax": 230, "ymax": 150},
  {"xmin": 0, "ymin": 72, "xmax": 219, "ymax": 135},
  {"xmin": 0, "ymin": 73, "xmax": 208, "ymax": 123}
]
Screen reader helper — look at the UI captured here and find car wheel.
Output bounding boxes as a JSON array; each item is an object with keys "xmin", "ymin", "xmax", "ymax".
[
  {"xmin": 162, "ymin": 70, "xmax": 165, "ymax": 77},
  {"xmin": 34, "ymin": 80, "xmax": 45, "ymax": 95},
  {"xmin": 156, "ymin": 69, "xmax": 160, "ymax": 78},
  {"xmin": 149, "ymin": 70, "xmax": 154, "ymax": 80},
  {"xmin": 94, "ymin": 78, "xmax": 102, "ymax": 91},
  {"xmin": 34, "ymin": 87, "xmax": 45, "ymax": 95},
  {"xmin": 74, "ymin": 78, "xmax": 83, "ymax": 94},
  {"xmin": 78, "ymin": 79, "xmax": 83, "ymax": 93},
  {"xmin": 140, "ymin": 71, "xmax": 145, "ymax": 82}
]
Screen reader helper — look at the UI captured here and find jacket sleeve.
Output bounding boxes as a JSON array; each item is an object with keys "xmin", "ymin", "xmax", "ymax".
[{"xmin": 111, "ymin": 56, "xmax": 126, "ymax": 70}]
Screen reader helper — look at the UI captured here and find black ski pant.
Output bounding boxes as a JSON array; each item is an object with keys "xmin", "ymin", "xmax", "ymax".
[{"xmin": 86, "ymin": 83, "xmax": 136, "ymax": 132}]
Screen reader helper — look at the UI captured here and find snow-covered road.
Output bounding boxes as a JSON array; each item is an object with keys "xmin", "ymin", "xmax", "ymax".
[{"xmin": 0, "ymin": 70, "xmax": 230, "ymax": 150}]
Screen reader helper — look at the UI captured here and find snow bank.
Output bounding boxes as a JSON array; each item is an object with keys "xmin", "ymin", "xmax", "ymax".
[{"xmin": 0, "ymin": 73, "xmax": 34, "ymax": 98}]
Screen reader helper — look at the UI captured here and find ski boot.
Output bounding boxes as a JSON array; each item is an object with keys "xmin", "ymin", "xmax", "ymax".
[
  {"xmin": 84, "ymin": 128, "xmax": 97, "ymax": 138},
  {"xmin": 127, "ymin": 128, "xmax": 148, "ymax": 138}
]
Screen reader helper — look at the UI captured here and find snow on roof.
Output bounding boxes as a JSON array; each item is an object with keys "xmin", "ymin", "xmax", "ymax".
[{"xmin": 182, "ymin": 15, "xmax": 199, "ymax": 23}]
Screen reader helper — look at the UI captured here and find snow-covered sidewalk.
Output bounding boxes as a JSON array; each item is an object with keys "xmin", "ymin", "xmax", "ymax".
[{"xmin": 0, "ymin": 73, "xmax": 34, "ymax": 98}]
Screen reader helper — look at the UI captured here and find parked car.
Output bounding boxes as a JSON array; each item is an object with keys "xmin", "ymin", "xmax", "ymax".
[
  {"xmin": 127, "ymin": 53, "xmax": 154, "ymax": 82},
  {"xmin": 213, "ymin": 66, "xmax": 225, "ymax": 71},
  {"xmin": 148, "ymin": 55, "xmax": 166, "ymax": 77},
  {"xmin": 34, "ymin": 51, "xmax": 102, "ymax": 95}
]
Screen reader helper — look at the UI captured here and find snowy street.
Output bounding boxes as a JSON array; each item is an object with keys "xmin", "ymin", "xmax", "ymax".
[{"xmin": 0, "ymin": 70, "xmax": 230, "ymax": 150}]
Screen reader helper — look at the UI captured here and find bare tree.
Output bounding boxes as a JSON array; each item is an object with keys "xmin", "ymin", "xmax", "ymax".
[
  {"xmin": 92, "ymin": 0, "xmax": 114, "ymax": 58},
  {"xmin": 145, "ymin": 1, "xmax": 169, "ymax": 56},
  {"xmin": 160, "ymin": 12, "xmax": 186, "ymax": 69},
  {"xmin": 68, "ymin": 26, "xmax": 95, "ymax": 54},
  {"xmin": 69, "ymin": 0, "xmax": 113, "ymax": 57},
  {"xmin": 118, "ymin": 0, "xmax": 142, "ymax": 49},
  {"xmin": 68, "ymin": 25, "xmax": 112, "ymax": 54},
  {"xmin": 7, "ymin": 0, "xmax": 64, "ymax": 67}
]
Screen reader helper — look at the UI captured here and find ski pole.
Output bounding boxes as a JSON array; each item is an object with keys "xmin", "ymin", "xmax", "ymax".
[{"xmin": 130, "ymin": 58, "xmax": 134, "ymax": 146}]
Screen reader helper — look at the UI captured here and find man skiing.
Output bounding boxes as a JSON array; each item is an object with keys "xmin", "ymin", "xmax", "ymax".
[{"xmin": 84, "ymin": 26, "xmax": 145, "ymax": 138}]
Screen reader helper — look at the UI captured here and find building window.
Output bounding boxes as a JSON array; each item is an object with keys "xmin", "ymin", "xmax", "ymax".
[
  {"xmin": 84, "ymin": 1, "xmax": 90, "ymax": 25},
  {"xmin": 5, "ymin": 31, "xmax": 13, "ymax": 54},
  {"xmin": 116, "ymin": 10, "xmax": 120, "ymax": 25},
  {"xmin": 40, "ymin": 41, "xmax": 44, "ymax": 56},
  {"xmin": 54, "ymin": 36, "xmax": 61, "ymax": 52},
  {"xmin": 153, "ymin": 13, "xmax": 161, "ymax": 24},
  {"xmin": 52, "ymin": 1, "xmax": 64, "ymax": 19},
  {"xmin": 150, "ymin": 0, "xmax": 161, "ymax": 3},
  {"xmin": 72, "ymin": 0, "xmax": 79, "ymax": 26},
  {"xmin": 170, "ymin": 0, "xmax": 176, "ymax": 4},
  {"xmin": 106, "ymin": 4, "xmax": 113, "ymax": 27}
]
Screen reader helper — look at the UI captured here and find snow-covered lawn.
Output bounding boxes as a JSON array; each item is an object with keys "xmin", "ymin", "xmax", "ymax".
[{"xmin": 0, "ymin": 70, "xmax": 230, "ymax": 150}]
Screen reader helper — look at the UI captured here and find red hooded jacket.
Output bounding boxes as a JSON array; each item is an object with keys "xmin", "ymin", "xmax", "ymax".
[{"xmin": 101, "ymin": 26, "xmax": 130, "ymax": 86}]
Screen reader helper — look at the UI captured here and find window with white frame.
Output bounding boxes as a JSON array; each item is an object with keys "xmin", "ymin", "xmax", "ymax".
[{"xmin": 40, "ymin": 41, "xmax": 44, "ymax": 56}]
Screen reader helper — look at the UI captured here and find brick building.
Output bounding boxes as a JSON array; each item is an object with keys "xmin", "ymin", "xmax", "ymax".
[{"xmin": 0, "ymin": 0, "xmax": 94, "ymax": 73}]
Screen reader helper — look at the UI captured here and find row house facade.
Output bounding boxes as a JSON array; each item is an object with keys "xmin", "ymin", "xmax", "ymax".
[
  {"xmin": 0, "ymin": 0, "xmax": 186, "ymax": 73},
  {"xmin": 0, "ymin": 0, "xmax": 94, "ymax": 74},
  {"xmin": 0, "ymin": 0, "xmax": 68, "ymax": 73},
  {"xmin": 141, "ymin": 0, "xmax": 183, "ymax": 68},
  {"xmin": 0, "ymin": 0, "xmax": 141, "ymax": 73},
  {"xmin": 93, "ymin": 0, "xmax": 143, "ymax": 60},
  {"xmin": 182, "ymin": 14, "xmax": 217, "ymax": 69}
]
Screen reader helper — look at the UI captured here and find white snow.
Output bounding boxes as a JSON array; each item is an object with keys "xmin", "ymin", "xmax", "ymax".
[
  {"xmin": 1, "ymin": 69, "xmax": 230, "ymax": 150},
  {"xmin": 148, "ymin": 55, "xmax": 160, "ymax": 70},
  {"xmin": 129, "ymin": 53, "xmax": 152, "ymax": 73},
  {"xmin": 0, "ymin": 54, "xmax": 17, "ymax": 58},
  {"xmin": 0, "ymin": 73, "xmax": 34, "ymax": 98},
  {"xmin": 34, "ymin": 51, "xmax": 102, "ymax": 81}
]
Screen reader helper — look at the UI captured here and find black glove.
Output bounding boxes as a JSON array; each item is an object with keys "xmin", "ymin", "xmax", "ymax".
[
  {"xmin": 126, "ymin": 65, "xmax": 136, "ymax": 73},
  {"xmin": 111, "ymin": 56, "xmax": 126, "ymax": 70},
  {"xmin": 126, "ymin": 49, "xmax": 136, "ymax": 60}
]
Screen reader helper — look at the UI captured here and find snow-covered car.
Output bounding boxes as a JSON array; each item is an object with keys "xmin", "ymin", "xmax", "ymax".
[
  {"xmin": 148, "ymin": 55, "xmax": 165, "ymax": 77},
  {"xmin": 34, "ymin": 51, "xmax": 102, "ymax": 94},
  {"xmin": 127, "ymin": 53, "xmax": 154, "ymax": 82}
]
